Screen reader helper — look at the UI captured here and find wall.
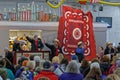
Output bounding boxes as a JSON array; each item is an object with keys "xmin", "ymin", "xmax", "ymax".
[
  {"xmin": 0, "ymin": 27, "xmax": 9, "ymax": 57},
  {"xmin": 0, "ymin": 1, "xmax": 120, "ymax": 46},
  {"xmin": 42, "ymin": 30, "xmax": 57, "ymax": 50},
  {"xmin": 92, "ymin": 5, "xmax": 120, "ymax": 46}
]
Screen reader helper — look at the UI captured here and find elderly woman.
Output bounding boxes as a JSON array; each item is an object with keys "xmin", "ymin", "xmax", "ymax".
[
  {"xmin": 105, "ymin": 74, "xmax": 120, "ymax": 80},
  {"xmin": 114, "ymin": 68, "xmax": 120, "ymax": 78},
  {"xmin": 59, "ymin": 60, "xmax": 83, "ymax": 80},
  {"xmin": 84, "ymin": 62, "xmax": 102, "ymax": 80}
]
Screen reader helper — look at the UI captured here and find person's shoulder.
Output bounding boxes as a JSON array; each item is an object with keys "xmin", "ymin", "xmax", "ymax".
[
  {"xmin": 73, "ymin": 73, "xmax": 83, "ymax": 79},
  {"xmin": 0, "ymin": 67, "xmax": 7, "ymax": 72},
  {"xmin": 78, "ymin": 73, "xmax": 83, "ymax": 77},
  {"xmin": 6, "ymin": 68, "xmax": 13, "ymax": 74},
  {"xmin": 38, "ymin": 38, "xmax": 42, "ymax": 40},
  {"xmin": 59, "ymin": 72, "xmax": 67, "ymax": 76}
]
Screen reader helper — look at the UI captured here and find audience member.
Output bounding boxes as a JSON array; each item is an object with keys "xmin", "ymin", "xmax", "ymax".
[
  {"xmin": 34, "ymin": 56, "xmax": 41, "ymax": 67},
  {"xmin": 34, "ymin": 61, "xmax": 59, "ymax": 80},
  {"xmin": 0, "ymin": 59, "xmax": 8, "ymax": 80},
  {"xmin": 82, "ymin": 58, "xmax": 99, "ymax": 77},
  {"xmin": 71, "ymin": 54, "xmax": 81, "ymax": 68},
  {"xmin": 100, "ymin": 55, "xmax": 111, "ymax": 76},
  {"xmin": 109, "ymin": 56, "xmax": 118, "ymax": 74},
  {"xmin": 104, "ymin": 42, "xmax": 114, "ymax": 61},
  {"xmin": 54, "ymin": 58, "xmax": 68, "ymax": 76},
  {"xmin": 104, "ymin": 42, "xmax": 114, "ymax": 55},
  {"xmin": 58, "ymin": 53, "xmax": 64, "ymax": 63},
  {"xmin": 114, "ymin": 68, "xmax": 120, "ymax": 78},
  {"xmin": 0, "ymin": 59, "xmax": 15, "ymax": 80},
  {"xmin": 84, "ymin": 67, "xmax": 102, "ymax": 80},
  {"xmin": 80, "ymin": 59, "xmax": 89, "ymax": 74},
  {"xmin": 2, "ymin": 39, "xmax": 120, "ymax": 80},
  {"xmin": 30, "ymin": 55, "xmax": 35, "ymax": 61},
  {"xmin": 4, "ymin": 47, "xmax": 13, "ymax": 64},
  {"xmin": 2, "ymin": 58, "xmax": 15, "ymax": 75},
  {"xmin": 98, "ymin": 46, "xmax": 104, "ymax": 60},
  {"xmin": 117, "ymin": 42, "xmax": 120, "ymax": 53},
  {"xmin": 0, "ymin": 76, "xmax": 3, "ymax": 80},
  {"xmin": 105, "ymin": 74, "xmax": 120, "ymax": 80},
  {"xmin": 59, "ymin": 60, "xmax": 83, "ymax": 80},
  {"xmin": 113, "ymin": 46, "xmax": 118, "ymax": 54},
  {"xmin": 60, "ymin": 58, "xmax": 68, "ymax": 71},
  {"xmin": 15, "ymin": 56, "xmax": 28, "ymax": 71},
  {"xmin": 15, "ymin": 57, "xmax": 28, "ymax": 79},
  {"xmin": 52, "ymin": 56, "xmax": 60, "ymax": 70},
  {"xmin": 21, "ymin": 61, "xmax": 35, "ymax": 80}
]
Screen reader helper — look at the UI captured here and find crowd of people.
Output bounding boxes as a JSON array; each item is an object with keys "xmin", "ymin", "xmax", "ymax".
[{"xmin": 1, "ymin": 36, "xmax": 120, "ymax": 80}]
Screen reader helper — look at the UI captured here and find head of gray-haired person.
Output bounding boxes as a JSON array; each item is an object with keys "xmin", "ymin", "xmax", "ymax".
[{"xmin": 66, "ymin": 60, "xmax": 80, "ymax": 74}]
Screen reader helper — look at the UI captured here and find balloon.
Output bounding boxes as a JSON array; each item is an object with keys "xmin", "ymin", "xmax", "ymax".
[
  {"xmin": 46, "ymin": 0, "xmax": 66, "ymax": 9},
  {"xmin": 78, "ymin": 0, "xmax": 87, "ymax": 4},
  {"xmin": 77, "ymin": 0, "xmax": 120, "ymax": 6},
  {"xmin": 99, "ymin": 1, "xmax": 120, "ymax": 6}
]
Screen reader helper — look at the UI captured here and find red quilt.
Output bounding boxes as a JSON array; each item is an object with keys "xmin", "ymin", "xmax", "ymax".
[{"xmin": 58, "ymin": 6, "xmax": 96, "ymax": 61}]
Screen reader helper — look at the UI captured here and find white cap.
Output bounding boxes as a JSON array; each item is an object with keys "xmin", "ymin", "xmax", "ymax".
[
  {"xmin": 90, "ymin": 62, "xmax": 100, "ymax": 69},
  {"xmin": 34, "ymin": 56, "xmax": 41, "ymax": 62}
]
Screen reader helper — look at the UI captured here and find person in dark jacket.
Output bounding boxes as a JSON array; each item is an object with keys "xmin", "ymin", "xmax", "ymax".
[
  {"xmin": 75, "ymin": 41, "xmax": 85, "ymax": 63},
  {"xmin": 80, "ymin": 59, "xmax": 89, "ymax": 74},
  {"xmin": 4, "ymin": 47, "xmax": 13, "ymax": 64},
  {"xmin": 100, "ymin": 55, "xmax": 111, "ymax": 76},
  {"xmin": 44, "ymin": 39, "xmax": 63, "ymax": 61},
  {"xmin": 117, "ymin": 42, "xmax": 120, "ymax": 53},
  {"xmin": 13, "ymin": 38, "xmax": 21, "ymax": 51},
  {"xmin": 104, "ymin": 42, "xmax": 114, "ymax": 61},
  {"xmin": 104, "ymin": 42, "xmax": 114, "ymax": 55},
  {"xmin": 59, "ymin": 60, "xmax": 83, "ymax": 80},
  {"xmin": 25, "ymin": 34, "xmax": 44, "ymax": 51}
]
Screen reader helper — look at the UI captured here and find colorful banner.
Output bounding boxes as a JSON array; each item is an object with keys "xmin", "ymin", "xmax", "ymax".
[{"xmin": 58, "ymin": 6, "xmax": 96, "ymax": 61}]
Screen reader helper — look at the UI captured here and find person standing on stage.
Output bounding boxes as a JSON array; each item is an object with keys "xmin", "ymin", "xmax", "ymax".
[
  {"xmin": 13, "ymin": 38, "xmax": 21, "ymax": 51},
  {"xmin": 75, "ymin": 41, "xmax": 85, "ymax": 63},
  {"xmin": 24, "ymin": 34, "xmax": 44, "ymax": 51},
  {"xmin": 4, "ymin": 47, "xmax": 14, "ymax": 64},
  {"xmin": 44, "ymin": 39, "xmax": 63, "ymax": 61}
]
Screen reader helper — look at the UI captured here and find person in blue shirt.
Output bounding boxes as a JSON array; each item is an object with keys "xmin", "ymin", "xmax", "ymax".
[{"xmin": 76, "ymin": 41, "xmax": 85, "ymax": 63}]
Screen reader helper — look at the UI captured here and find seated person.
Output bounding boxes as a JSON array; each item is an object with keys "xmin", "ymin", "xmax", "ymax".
[{"xmin": 34, "ymin": 61, "xmax": 58, "ymax": 80}]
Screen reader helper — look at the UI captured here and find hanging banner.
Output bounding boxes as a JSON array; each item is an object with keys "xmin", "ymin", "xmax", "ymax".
[{"xmin": 58, "ymin": 5, "xmax": 96, "ymax": 61}]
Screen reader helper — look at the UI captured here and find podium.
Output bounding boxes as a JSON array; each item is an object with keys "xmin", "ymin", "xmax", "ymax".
[{"xmin": 14, "ymin": 51, "xmax": 50, "ymax": 64}]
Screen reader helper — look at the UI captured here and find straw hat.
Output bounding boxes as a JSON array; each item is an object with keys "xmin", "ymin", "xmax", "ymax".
[
  {"xmin": 78, "ymin": 41, "xmax": 83, "ymax": 46},
  {"xmin": 53, "ymin": 39, "xmax": 60, "ymax": 44},
  {"xmin": 106, "ymin": 42, "xmax": 112, "ymax": 46}
]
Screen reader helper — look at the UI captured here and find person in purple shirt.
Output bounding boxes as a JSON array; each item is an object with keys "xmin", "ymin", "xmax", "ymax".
[
  {"xmin": 59, "ymin": 60, "xmax": 83, "ymax": 80},
  {"xmin": 76, "ymin": 41, "xmax": 85, "ymax": 62}
]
